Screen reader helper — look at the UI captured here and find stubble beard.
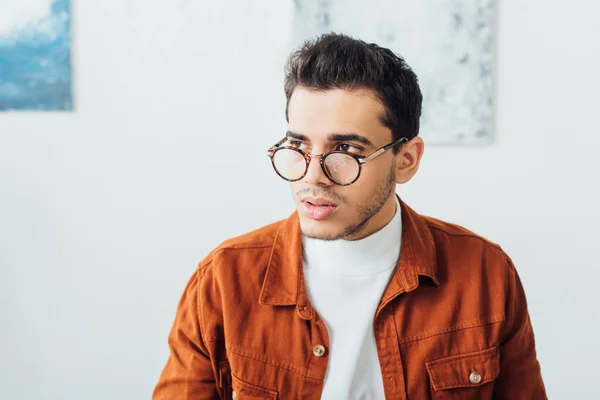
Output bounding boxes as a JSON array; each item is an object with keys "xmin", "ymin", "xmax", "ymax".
[{"xmin": 302, "ymin": 164, "xmax": 397, "ymax": 241}]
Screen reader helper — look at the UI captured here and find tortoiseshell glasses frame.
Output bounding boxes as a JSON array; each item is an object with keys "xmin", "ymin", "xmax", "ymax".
[{"xmin": 267, "ymin": 136, "xmax": 408, "ymax": 186}]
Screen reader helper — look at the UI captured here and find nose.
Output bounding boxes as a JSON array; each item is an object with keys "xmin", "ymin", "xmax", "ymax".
[{"xmin": 303, "ymin": 154, "xmax": 332, "ymax": 186}]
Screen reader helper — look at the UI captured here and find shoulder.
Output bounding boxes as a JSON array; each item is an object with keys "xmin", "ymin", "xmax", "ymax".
[
  {"xmin": 424, "ymin": 215, "xmax": 504, "ymax": 255},
  {"xmin": 192, "ymin": 218, "xmax": 290, "ymax": 336},
  {"xmin": 218, "ymin": 218, "xmax": 285, "ymax": 251},
  {"xmin": 424, "ymin": 215, "xmax": 501, "ymax": 250},
  {"xmin": 197, "ymin": 216, "xmax": 288, "ymax": 275},
  {"xmin": 420, "ymin": 214, "xmax": 512, "ymax": 277}
]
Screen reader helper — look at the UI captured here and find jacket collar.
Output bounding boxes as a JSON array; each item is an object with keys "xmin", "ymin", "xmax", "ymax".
[{"xmin": 259, "ymin": 196, "xmax": 439, "ymax": 316}]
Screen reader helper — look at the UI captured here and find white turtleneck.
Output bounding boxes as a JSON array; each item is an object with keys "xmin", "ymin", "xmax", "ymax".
[{"xmin": 302, "ymin": 196, "xmax": 402, "ymax": 399}]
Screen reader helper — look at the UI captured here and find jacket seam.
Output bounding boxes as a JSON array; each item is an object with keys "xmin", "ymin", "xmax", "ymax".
[
  {"xmin": 426, "ymin": 344, "xmax": 498, "ymax": 366},
  {"xmin": 427, "ymin": 223, "xmax": 503, "ymax": 250},
  {"xmin": 502, "ymin": 255, "xmax": 512, "ymax": 344},
  {"xmin": 196, "ymin": 261, "xmax": 212, "ymax": 343},
  {"xmin": 399, "ymin": 314, "xmax": 505, "ymax": 344},
  {"xmin": 215, "ymin": 245, "xmax": 273, "ymax": 254}
]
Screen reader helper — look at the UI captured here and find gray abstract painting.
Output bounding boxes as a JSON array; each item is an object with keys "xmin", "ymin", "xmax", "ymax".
[{"xmin": 293, "ymin": 0, "xmax": 497, "ymax": 145}]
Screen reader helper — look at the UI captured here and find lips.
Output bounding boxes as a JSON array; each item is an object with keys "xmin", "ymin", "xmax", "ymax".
[
  {"xmin": 300, "ymin": 197, "xmax": 338, "ymax": 220},
  {"xmin": 301, "ymin": 197, "xmax": 337, "ymax": 207}
]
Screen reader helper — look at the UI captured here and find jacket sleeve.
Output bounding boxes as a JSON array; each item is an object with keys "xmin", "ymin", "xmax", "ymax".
[
  {"xmin": 493, "ymin": 257, "xmax": 547, "ymax": 399},
  {"xmin": 153, "ymin": 267, "xmax": 219, "ymax": 399}
]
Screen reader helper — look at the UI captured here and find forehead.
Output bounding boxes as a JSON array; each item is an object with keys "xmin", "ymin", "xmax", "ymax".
[{"xmin": 287, "ymin": 87, "xmax": 392, "ymax": 144}]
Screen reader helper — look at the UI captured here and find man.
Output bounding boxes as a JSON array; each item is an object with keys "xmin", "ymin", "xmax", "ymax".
[{"xmin": 153, "ymin": 33, "xmax": 546, "ymax": 399}]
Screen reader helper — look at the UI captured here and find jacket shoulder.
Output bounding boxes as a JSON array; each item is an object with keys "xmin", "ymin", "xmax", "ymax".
[
  {"xmin": 198, "ymin": 217, "xmax": 287, "ymax": 270},
  {"xmin": 421, "ymin": 215, "xmax": 512, "ymax": 272},
  {"xmin": 419, "ymin": 214, "xmax": 517, "ymax": 296},
  {"xmin": 220, "ymin": 218, "xmax": 285, "ymax": 249},
  {"xmin": 423, "ymin": 215, "xmax": 503, "ymax": 252}
]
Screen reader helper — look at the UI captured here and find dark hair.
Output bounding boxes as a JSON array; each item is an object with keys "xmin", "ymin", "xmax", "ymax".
[{"xmin": 284, "ymin": 33, "xmax": 422, "ymax": 152}]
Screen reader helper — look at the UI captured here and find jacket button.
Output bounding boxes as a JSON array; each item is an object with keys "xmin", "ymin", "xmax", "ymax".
[
  {"xmin": 313, "ymin": 345, "xmax": 326, "ymax": 357},
  {"xmin": 469, "ymin": 371, "xmax": 482, "ymax": 384}
]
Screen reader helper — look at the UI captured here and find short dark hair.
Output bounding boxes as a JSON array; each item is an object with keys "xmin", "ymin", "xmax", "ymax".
[{"xmin": 284, "ymin": 33, "xmax": 423, "ymax": 152}]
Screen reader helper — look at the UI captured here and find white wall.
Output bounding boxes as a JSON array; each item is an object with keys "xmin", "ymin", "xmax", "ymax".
[{"xmin": 1, "ymin": 0, "xmax": 598, "ymax": 398}]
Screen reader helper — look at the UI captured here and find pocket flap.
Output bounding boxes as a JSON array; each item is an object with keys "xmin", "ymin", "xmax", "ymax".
[{"xmin": 426, "ymin": 345, "xmax": 500, "ymax": 391}]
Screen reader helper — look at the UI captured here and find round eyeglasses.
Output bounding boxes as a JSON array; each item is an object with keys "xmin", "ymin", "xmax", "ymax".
[{"xmin": 267, "ymin": 136, "xmax": 408, "ymax": 186}]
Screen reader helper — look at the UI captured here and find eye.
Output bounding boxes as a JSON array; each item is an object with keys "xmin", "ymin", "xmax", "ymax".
[
  {"xmin": 336, "ymin": 143, "xmax": 363, "ymax": 153},
  {"xmin": 287, "ymin": 140, "xmax": 304, "ymax": 149}
]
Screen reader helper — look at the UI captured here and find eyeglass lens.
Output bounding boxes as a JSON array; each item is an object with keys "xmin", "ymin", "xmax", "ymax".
[{"xmin": 272, "ymin": 148, "xmax": 359, "ymax": 184}]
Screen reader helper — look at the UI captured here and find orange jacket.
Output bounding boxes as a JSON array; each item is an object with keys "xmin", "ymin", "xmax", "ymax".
[{"xmin": 153, "ymin": 200, "xmax": 546, "ymax": 399}]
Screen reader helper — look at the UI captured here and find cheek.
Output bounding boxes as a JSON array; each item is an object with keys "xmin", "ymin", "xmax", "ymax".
[
  {"xmin": 290, "ymin": 183, "xmax": 301, "ymax": 197},
  {"xmin": 356, "ymin": 168, "xmax": 385, "ymax": 190},
  {"xmin": 335, "ymin": 185, "xmax": 370, "ymax": 208},
  {"xmin": 345, "ymin": 170, "xmax": 390, "ymax": 200}
]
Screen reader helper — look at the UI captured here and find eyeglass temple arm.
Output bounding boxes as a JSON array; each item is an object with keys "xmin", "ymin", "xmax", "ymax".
[
  {"xmin": 267, "ymin": 138, "xmax": 289, "ymax": 156},
  {"xmin": 358, "ymin": 137, "xmax": 409, "ymax": 164}
]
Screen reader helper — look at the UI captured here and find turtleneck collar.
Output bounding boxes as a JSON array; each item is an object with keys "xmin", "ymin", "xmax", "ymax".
[{"xmin": 302, "ymin": 196, "xmax": 402, "ymax": 278}]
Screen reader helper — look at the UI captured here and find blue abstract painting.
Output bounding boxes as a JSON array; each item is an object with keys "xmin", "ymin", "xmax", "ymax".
[
  {"xmin": 0, "ymin": 0, "xmax": 72, "ymax": 111},
  {"xmin": 293, "ymin": 0, "xmax": 497, "ymax": 145}
]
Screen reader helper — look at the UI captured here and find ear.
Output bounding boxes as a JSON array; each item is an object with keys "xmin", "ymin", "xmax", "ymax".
[{"xmin": 394, "ymin": 136, "xmax": 425, "ymax": 184}]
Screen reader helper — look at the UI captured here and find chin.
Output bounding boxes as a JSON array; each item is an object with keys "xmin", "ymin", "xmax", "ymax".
[{"xmin": 299, "ymin": 218, "xmax": 344, "ymax": 241}]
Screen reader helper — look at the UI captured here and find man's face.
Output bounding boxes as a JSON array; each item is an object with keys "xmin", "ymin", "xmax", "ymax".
[{"xmin": 286, "ymin": 87, "xmax": 399, "ymax": 241}]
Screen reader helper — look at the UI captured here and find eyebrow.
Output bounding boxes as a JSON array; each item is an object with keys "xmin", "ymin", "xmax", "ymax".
[{"xmin": 286, "ymin": 131, "xmax": 374, "ymax": 147}]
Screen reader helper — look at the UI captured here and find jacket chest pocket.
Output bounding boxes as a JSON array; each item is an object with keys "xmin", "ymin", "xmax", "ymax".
[
  {"xmin": 425, "ymin": 345, "xmax": 500, "ymax": 399},
  {"xmin": 219, "ymin": 360, "xmax": 278, "ymax": 400}
]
